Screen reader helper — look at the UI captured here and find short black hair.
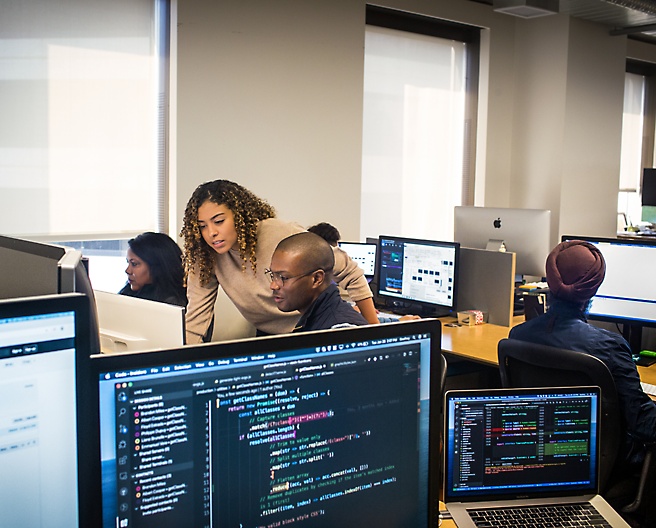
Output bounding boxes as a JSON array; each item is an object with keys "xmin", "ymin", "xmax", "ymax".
[
  {"xmin": 307, "ymin": 222, "xmax": 341, "ymax": 246},
  {"xmin": 276, "ymin": 232, "xmax": 335, "ymax": 274}
]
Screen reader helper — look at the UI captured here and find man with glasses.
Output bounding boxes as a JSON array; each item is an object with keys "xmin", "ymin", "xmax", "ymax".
[{"xmin": 267, "ymin": 232, "xmax": 369, "ymax": 332}]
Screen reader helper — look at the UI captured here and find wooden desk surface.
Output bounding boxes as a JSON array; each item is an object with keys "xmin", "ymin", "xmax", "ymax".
[{"xmin": 441, "ymin": 316, "xmax": 656, "ymax": 386}]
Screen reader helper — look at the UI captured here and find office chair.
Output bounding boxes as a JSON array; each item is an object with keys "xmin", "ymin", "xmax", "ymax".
[{"xmin": 497, "ymin": 338, "xmax": 655, "ymax": 517}]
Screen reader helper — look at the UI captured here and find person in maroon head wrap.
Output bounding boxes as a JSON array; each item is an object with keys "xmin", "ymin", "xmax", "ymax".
[{"xmin": 510, "ymin": 240, "xmax": 656, "ymax": 471}]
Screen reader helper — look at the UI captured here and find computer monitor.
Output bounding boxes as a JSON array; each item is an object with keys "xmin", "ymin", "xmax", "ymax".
[
  {"xmin": 92, "ymin": 319, "xmax": 442, "ymax": 527},
  {"xmin": 94, "ymin": 290, "xmax": 185, "ymax": 353},
  {"xmin": 642, "ymin": 168, "xmax": 656, "ymax": 207},
  {"xmin": 0, "ymin": 293, "xmax": 100, "ymax": 526},
  {"xmin": 561, "ymin": 235, "xmax": 656, "ymax": 352},
  {"xmin": 0, "ymin": 234, "xmax": 101, "ymax": 353},
  {"xmin": 454, "ymin": 206, "xmax": 552, "ymax": 279},
  {"xmin": 338, "ymin": 241, "xmax": 377, "ymax": 279},
  {"xmin": 376, "ymin": 235, "xmax": 459, "ymax": 317}
]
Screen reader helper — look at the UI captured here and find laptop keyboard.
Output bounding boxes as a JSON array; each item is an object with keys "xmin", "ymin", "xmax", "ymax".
[{"xmin": 467, "ymin": 502, "xmax": 612, "ymax": 527}]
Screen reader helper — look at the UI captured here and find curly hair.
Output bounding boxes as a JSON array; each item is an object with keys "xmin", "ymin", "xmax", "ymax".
[{"xmin": 180, "ymin": 180, "xmax": 276, "ymax": 285}]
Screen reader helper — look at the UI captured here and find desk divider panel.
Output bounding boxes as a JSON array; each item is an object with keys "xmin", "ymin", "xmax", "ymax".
[{"xmin": 456, "ymin": 247, "xmax": 516, "ymax": 327}]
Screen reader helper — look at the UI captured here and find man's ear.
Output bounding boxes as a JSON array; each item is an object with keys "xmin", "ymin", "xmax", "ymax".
[{"xmin": 311, "ymin": 269, "xmax": 326, "ymax": 288}]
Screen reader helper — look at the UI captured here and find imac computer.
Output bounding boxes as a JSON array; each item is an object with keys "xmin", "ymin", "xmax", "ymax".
[
  {"xmin": 0, "ymin": 293, "xmax": 100, "ymax": 526},
  {"xmin": 0, "ymin": 234, "xmax": 101, "ymax": 352},
  {"xmin": 561, "ymin": 235, "xmax": 656, "ymax": 355},
  {"xmin": 376, "ymin": 235, "xmax": 459, "ymax": 317},
  {"xmin": 92, "ymin": 319, "xmax": 442, "ymax": 528},
  {"xmin": 94, "ymin": 290, "xmax": 186, "ymax": 353},
  {"xmin": 454, "ymin": 206, "xmax": 552, "ymax": 279},
  {"xmin": 338, "ymin": 241, "xmax": 377, "ymax": 280}
]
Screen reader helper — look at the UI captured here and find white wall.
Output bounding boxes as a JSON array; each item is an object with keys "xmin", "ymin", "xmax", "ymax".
[{"xmin": 174, "ymin": 0, "xmax": 642, "ymax": 245}]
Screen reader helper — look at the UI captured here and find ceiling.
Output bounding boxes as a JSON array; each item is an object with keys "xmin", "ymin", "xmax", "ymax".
[{"xmin": 471, "ymin": 0, "xmax": 656, "ymax": 44}]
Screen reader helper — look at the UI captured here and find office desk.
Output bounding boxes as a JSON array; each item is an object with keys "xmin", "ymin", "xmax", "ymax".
[{"xmin": 440, "ymin": 316, "xmax": 656, "ymax": 386}]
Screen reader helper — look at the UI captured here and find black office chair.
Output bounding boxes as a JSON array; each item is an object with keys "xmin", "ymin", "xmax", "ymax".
[{"xmin": 497, "ymin": 338, "xmax": 654, "ymax": 517}]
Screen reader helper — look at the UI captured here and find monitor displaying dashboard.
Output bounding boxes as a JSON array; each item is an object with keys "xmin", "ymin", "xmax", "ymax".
[
  {"xmin": 338, "ymin": 241, "xmax": 377, "ymax": 278},
  {"xmin": 376, "ymin": 236, "xmax": 459, "ymax": 317},
  {"xmin": 92, "ymin": 319, "xmax": 442, "ymax": 528},
  {"xmin": 0, "ymin": 293, "xmax": 99, "ymax": 527},
  {"xmin": 561, "ymin": 235, "xmax": 656, "ymax": 342},
  {"xmin": 454, "ymin": 206, "xmax": 551, "ymax": 278}
]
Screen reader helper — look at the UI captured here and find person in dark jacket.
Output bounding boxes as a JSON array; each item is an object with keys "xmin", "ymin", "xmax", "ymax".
[
  {"xmin": 509, "ymin": 240, "xmax": 656, "ymax": 467},
  {"xmin": 267, "ymin": 232, "xmax": 368, "ymax": 332},
  {"xmin": 119, "ymin": 232, "xmax": 187, "ymax": 307}
]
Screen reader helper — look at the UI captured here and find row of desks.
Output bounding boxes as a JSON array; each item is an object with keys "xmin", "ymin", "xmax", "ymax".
[{"xmin": 440, "ymin": 315, "xmax": 656, "ymax": 386}]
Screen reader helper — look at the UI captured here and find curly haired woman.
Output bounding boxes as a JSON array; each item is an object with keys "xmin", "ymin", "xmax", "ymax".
[{"xmin": 181, "ymin": 180, "xmax": 377, "ymax": 343}]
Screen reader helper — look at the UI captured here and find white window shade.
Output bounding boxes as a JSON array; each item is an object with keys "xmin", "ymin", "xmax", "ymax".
[
  {"xmin": 619, "ymin": 72, "xmax": 645, "ymax": 192},
  {"xmin": 361, "ymin": 25, "xmax": 467, "ymax": 241},
  {"xmin": 0, "ymin": 0, "xmax": 165, "ymax": 239}
]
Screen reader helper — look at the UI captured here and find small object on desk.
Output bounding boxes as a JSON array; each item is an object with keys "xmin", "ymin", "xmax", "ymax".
[
  {"xmin": 457, "ymin": 309, "xmax": 488, "ymax": 326},
  {"xmin": 636, "ymin": 350, "xmax": 656, "ymax": 367},
  {"xmin": 518, "ymin": 281, "xmax": 548, "ymax": 290}
]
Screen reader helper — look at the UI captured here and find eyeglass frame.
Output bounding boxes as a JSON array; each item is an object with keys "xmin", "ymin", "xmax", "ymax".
[{"xmin": 264, "ymin": 267, "xmax": 321, "ymax": 287}]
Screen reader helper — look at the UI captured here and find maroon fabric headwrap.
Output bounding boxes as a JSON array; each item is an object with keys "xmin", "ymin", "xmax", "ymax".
[{"xmin": 545, "ymin": 240, "xmax": 606, "ymax": 304}]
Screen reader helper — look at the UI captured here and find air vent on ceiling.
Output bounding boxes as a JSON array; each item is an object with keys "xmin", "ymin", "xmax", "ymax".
[{"xmin": 493, "ymin": 0, "xmax": 559, "ymax": 18}]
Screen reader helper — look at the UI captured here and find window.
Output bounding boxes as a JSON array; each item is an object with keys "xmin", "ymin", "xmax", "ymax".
[
  {"xmin": 0, "ymin": 0, "xmax": 170, "ymax": 291},
  {"xmin": 618, "ymin": 61, "xmax": 656, "ymax": 231},
  {"xmin": 361, "ymin": 6, "xmax": 479, "ymax": 242},
  {"xmin": 0, "ymin": 0, "xmax": 169, "ymax": 240}
]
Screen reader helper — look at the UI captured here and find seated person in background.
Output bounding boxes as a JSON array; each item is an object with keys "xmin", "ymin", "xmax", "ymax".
[
  {"xmin": 307, "ymin": 222, "xmax": 341, "ymax": 247},
  {"xmin": 268, "ymin": 232, "xmax": 368, "ymax": 332},
  {"xmin": 119, "ymin": 232, "xmax": 187, "ymax": 307},
  {"xmin": 509, "ymin": 240, "xmax": 656, "ymax": 467}
]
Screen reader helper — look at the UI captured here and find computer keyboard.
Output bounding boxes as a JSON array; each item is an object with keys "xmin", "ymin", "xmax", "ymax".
[
  {"xmin": 641, "ymin": 381, "xmax": 656, "ymax": 397},
  {"xmin": 467, "ymin": 503, "xmax": 610, "ymax": 527}
]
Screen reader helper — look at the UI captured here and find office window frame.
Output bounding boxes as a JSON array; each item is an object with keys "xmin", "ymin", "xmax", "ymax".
[{"xmin": 361, "ymin": 6, "xmax": 480, "ymax": 241}]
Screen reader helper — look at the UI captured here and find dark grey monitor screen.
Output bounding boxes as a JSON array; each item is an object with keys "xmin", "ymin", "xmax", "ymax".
[{"xmin": 93, "ymin": 319, "xmax": 442, "ymax": 527}]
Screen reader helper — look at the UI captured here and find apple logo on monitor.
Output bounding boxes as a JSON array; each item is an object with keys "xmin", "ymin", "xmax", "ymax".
[{"xmin": 493, "ymin": 217, "xmax": 502, "ymax": 229}]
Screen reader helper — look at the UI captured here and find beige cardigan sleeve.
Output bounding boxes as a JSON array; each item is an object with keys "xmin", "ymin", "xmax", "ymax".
[{"xmin": 184, "ymin": 267, "xmax": 219, "ymax": 344}]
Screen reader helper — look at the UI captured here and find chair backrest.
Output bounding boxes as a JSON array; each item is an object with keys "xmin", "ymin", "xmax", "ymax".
[{"xmin": 497, "ymin": 338, "xmax": 623, "ymax": 494}]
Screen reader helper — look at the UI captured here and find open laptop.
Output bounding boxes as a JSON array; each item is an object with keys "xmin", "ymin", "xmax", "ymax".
[
  {"xmin": 92, "ymin": 319, "xmax": 442, "ymax": 527},
  {"xmin": 443, "ymin": 387, "xmax": 630, "ymax": 527}
]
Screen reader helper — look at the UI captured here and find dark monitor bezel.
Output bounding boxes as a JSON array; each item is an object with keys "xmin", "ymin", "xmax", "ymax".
[
  {"xmin": 91, "ymin": 319, "xmax": 443, "ymax": 527},
  {"xmin": 443, "ymin": 386, "xmax": 601, "ymax": 503},
  {"xmin": 0, "ymin": 292, "xmax": 101, "ymax": 527},
  {"xmin": 376, "ymin": 235, "xmax": 460, "ymax": 317},
  {"xmin": 561, "ymin": 234, "xmax": 656, "ymax": 329}
]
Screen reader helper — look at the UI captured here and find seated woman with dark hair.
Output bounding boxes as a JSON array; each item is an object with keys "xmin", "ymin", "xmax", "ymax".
[{"xmin": 119, "ymin": 232, "xmax": 187, "ymax": 307}]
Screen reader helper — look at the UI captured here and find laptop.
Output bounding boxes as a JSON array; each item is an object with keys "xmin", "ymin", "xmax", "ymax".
[
  {"xmin": 443, "ymin": 387, "xmax": 630, "ymax": 528},
  {"xmin": 92, "ymin": 319, "xmax": 442, "ymax": 527},
  {"xmin": 0, "ymin": 293, "xmax": 99, "ymax": 527}
]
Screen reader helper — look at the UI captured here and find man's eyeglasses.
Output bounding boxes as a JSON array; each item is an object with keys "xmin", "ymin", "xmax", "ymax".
[{"xmin": 265, "ymin": 268, "xmax": 317, "ymax": 286}]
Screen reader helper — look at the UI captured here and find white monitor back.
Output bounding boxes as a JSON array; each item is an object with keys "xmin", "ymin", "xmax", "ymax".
[
  {"xmin": 94, "ymin": 290, "xmax": 185, "ymax": 353},
  {"xmin": 454, "ymin": 206, "xmax": 551, "ymax": 278}
]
